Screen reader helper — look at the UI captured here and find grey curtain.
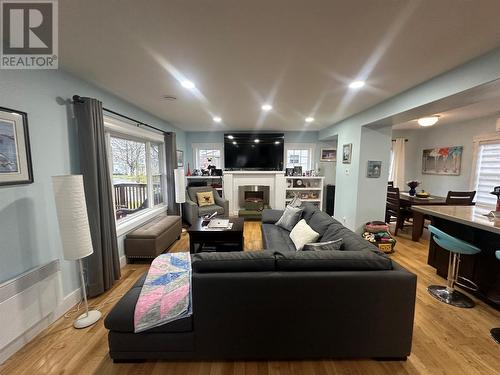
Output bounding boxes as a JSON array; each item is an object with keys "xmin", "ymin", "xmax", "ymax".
[
  {"xmin": 74, "ymin": 97, "xmax": 121, "ymax": 297},
  {"xmin": 164, "ymin": 132, "xmax": 179, "ymax": 215}
]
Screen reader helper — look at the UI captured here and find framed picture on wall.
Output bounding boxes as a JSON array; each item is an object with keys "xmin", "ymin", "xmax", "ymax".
[
  {"xmin": 320, "ymin": 148, "xmax": 336, "ymax": 162},
  {"xmin": 177, "ymin": 150, "xmax": 184, "ymax": 167},
  {"xmin": 0, "ymin": 107, "xmax": 33, "ymax": 186},
  {"xmin": 367, "ymin": 161, "xmax": 382, "ymax": 178},
  {"xmin": 342, "ymin": 143, "xmax": 352, "ymax": 164},
  {"xmin": 421, "ymin": 146, "xmax": 463, "ymax": 175}
]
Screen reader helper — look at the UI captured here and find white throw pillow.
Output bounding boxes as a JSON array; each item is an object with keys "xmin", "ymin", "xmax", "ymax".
[{"xmin": 289, "ymin": 219, "xmax": 320, "ymax": 251}]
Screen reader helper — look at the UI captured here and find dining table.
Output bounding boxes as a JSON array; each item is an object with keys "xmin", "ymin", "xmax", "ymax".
[{"xmin": 398, "ymin": 192, "xmax": 447, "ymax": 241}]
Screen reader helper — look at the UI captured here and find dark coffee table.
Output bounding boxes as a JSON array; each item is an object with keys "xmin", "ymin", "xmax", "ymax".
[{"xmin": 188, "ymin": 217, "xmax": 244, "ymax": 253}]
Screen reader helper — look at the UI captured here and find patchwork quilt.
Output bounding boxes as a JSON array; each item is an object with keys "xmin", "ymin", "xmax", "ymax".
[{"xmin": 134, "ymin": 252, "xmax": 192, "ymax": 333}]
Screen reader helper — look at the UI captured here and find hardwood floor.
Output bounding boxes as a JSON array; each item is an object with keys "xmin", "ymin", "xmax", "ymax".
[{"xmin": 1, "ymin": 222, "xmax": 499, "ymax": 375}]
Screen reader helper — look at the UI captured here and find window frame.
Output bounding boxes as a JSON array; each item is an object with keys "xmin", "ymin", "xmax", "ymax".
[
  {"xmin": 104, "ymin": 116, "xmax": 167, "ymax": 236},
  {"xmin": 284, "ymin": 143, "xmax": 315, "ymax": 171},
  {"xmin": 470, "ymin": 132, "xmax": 500, "ymax": 208},
  {"xmin": 192, "ymin": 143, "xmax": 224, "ymax": 170}
]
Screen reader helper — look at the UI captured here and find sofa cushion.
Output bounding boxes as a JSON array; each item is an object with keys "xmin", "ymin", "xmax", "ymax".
[
  {"xmin": 192, "ymin": 250, "xmax": 276, "ymax": 273},
  {"xmin": 303, "ymin": 238, "xmax": 343, "ymax": 251},
  {"xmin": 127, "ymin": 215, "xmax": 181, "ymax": 239},
  {"xmin": 261, "ymin": 223, "xmax": 296, "ymax": 252},
  {"xmin": 104, "ymin": 283, "xmax": 193, "ymax": 333},
  {"xmin": 300, "ymin": 203, "xmax": 318, "ymax": 222},
  {"xmin": 321, "ymin": 221, "xmax": 347, "ymax": 242},
  {"xmin": 289, "ymin": 219, "xmax": 320, "ymax": 251},
  {"xmin": 308, "ymin": 210, "xmax": 336, "ymax": 237},
  {"xmin": 275, "ymin": 249, "xmax": 393, "ymax": 271},
  {"xmin": 275, "ymin": 205, "xmax": 303, "ymax": 231},
  {"xmin": 197, "ymin": 204, "xmax": 224, "ymax": 217},
  {"xmin": 261, "ymin": 209, "xmax": 284, "ymax": 224},
  {"xmin": 197, "ymin": 191, "xmax": 215, "ymax": 207}
]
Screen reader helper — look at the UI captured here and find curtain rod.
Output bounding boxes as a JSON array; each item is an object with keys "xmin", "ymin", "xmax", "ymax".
[
  {"xmin": 392, "ymin": 139, "xmax": 408, "ymax": 142},
  {"xmin": 72, "ymin": 95, "xmax": 168, "ymax": 134}
]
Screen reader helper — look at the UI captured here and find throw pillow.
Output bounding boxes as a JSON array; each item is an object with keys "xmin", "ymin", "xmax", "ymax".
[
  {"xmin": 197, "ymin": 191, "xmax": 215, "ymax": 207},
  {"xmin": 275, "ymin": 205, "xmax": 303, "ymax": 231},
  {"xmin": 289, "ymin": 219, "xmax": 320, "ymax": 251},
  {"xmin": 303, "ymin": 238, "xmax": 343, "ymax": 251},
  {"xmin": 288, "ymin": 196, "xmax": 302, "ymax": 208}
]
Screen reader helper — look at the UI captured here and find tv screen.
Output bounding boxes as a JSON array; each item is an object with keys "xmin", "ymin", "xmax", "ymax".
[{"xmin": 224, "ymin": 133, "xmax": 284, "ymax": 170}]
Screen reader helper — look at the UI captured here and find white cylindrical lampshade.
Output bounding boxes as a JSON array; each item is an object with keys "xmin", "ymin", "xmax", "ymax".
[
  {"xmin": 174, "ymin": 168, "xmax": 186, "ymax": 204},
  {"xmin": 52, "ymin": 175, "xmax": 94, "ymax": 260}
]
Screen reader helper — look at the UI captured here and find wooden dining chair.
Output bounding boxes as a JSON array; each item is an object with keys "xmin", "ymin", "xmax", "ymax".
[
  {"xmin": 385, "ymin": 187, "xmax": 412, "ymax": 235},
  {"xmin": 445, "ymin": 191, "xmax": 476, "ymax": 205},
  {"xmin": 388, "ymin": 181, "xmax": 394, "ymax": 187}
]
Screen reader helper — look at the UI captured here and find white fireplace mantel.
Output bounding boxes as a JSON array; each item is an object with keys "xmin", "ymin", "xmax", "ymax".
[{"xmin": 223, "ymin": 171, "xmax": 286, "ymax": 215}]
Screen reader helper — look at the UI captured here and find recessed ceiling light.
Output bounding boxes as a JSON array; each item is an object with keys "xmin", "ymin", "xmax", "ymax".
[
  {"xmin": 305, "ymin": 117, "xmax": 314, "ymax": 123},
  {"xmin": 274, "ymin": 141, "xmax": 280, "ymax": 145},
  {"xmin": 254, "ymin": 139, "xmax": 260, "ymax": 143},
  {"xmin": 227, "ymin": 135, "xmax": 234, "ymax": 139},
  {"xmin": 181, "ymin": 80, "xmax": 195, "ymax": 89},
  {"xmin": 232, "ymin": 141, "xmax": 237, "ymax": 145},
  {"xmin": 213, "ymin": 116, "xmax": 222, "ymax": 123},
  {"xmin": 418, "ymin": 116, "xmax": 440, "ymax": 127},
  {"xmin": 348, "ymin": 80, "xmax": 365, "ymax": 89},
  {"xmin": 261, "ymin": 104, "xmax": 273, "ymax": 111}
]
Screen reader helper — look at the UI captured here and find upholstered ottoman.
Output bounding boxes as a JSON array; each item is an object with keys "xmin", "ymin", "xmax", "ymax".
[{"xmin": 125, "ymin": 215, "xmax": 182, "ymax": 261}]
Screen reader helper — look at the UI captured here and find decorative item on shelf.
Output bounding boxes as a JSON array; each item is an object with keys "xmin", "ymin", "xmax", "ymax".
[
  {"xmin": 311, "ymin": 180, "xmax": 319, "ymax": 188},
  {"xmin": 176, "ymin": 150, "xmax": 184, "ymax": 167},
  {"xmin": 293, "ymin": 166, "xmax": 302, "ymax": 176},
  {"xmin": 416, "ymin": 190, "xmax": 430, "ymax": 198},
  {"xmin": 287, "ymin": 179, "xmax": 292, "ymax": 188},
  {"xmin": 300, "ymin": 192, "xmax": 309, "ymax": 199},
  {"xmin": 342, "ymin": 143, "xmax": 352, "ymax": 164},
  {"xmin": 367, "ymin": 161, "xmax": 382, "ymax": 178},
  {"xmin": 212, "ymin": 168, "xmax": 223, "ymax": 176},
  {"xmin": 309, "ymin": 192, "xmax": 319, "ymax": 199},
  {"xmin": 285, "ymin": 167, "xmax": 294, "ymax": 176},
  {"xmin": 422, "ymin": 146, "xmax": 463, "ymax": 175},
  {"xmin": 186, "ymin": 162, "xmax": 192, "ymax": 176},
  {"xmin": 0, "ymin": 107, "xmax": 33, "ymax": 186},
  {"xmin": 193, "ymin": 169, "xmax": 202, "ymax": 176},
  {"xmin": 407, "ymin": 180, "xmax": 420, "ymax": 196},
  {"xmin": 320, "ymin": 148, "xmax": 337, "ymax": 162},
  {"xmin": 293, "ymin": 179, "xmax": 304, "ymax": 188}
]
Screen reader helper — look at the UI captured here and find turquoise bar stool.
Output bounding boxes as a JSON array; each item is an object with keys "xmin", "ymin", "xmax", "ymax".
[
  {"xmin": 491, "ymin": 251, "xmax": 500, "ymax": 344},
  {"xmin": 427, "ymin": 225, "xmax": 481, "ymax": 308}
]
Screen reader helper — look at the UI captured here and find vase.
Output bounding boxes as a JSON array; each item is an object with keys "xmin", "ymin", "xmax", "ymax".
[
  {"xmin": 409, "ymin": 187, "xmax": 416, "ymax": 196},
  {"xmin": 186, "ymin": 163, "xmax": 192, "ymax": 176}
]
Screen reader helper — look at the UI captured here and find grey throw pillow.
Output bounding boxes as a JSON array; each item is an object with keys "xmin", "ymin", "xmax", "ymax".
[
  {"xmin": 288, "ymin": 196, "xmax": 302, "ymax": 208},
  {"xmin": 303, "ymin": 238, "xmax": 343, "ymax": 251},
  {"xmin": 275, "ymin": 205, "xmax": 303, "ymax": 231}
]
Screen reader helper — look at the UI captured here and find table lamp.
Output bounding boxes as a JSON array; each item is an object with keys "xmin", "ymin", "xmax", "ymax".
[{"xmin": 52, "ymin": 175, "xmax": 102, "ymax": 329}]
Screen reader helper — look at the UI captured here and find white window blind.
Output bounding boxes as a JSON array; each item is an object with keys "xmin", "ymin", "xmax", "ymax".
[{"xmin": 474, "ymin": 141, "xmax": 500, "ymax": 207}]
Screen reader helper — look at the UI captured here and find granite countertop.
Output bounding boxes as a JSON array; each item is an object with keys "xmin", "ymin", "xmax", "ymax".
[{"xmin": 412, "ymin": 205, "xmax": 500, "ymax": 235}]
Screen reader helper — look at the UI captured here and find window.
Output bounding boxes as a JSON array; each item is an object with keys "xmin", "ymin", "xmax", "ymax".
[
  {"xmin": 193, "ymin": 143, "xmax": 223, "ymax": 169},
  {"xmin": 473, "ymin": 139, "xmax": 500, "ymax": 207},
  {"xmin": 284, "ymin": 144, "xmax": 314, "ymax": 171},
  {"xmin": 105, "ymin": 117, "xmax": 166, "ymax": 222}
]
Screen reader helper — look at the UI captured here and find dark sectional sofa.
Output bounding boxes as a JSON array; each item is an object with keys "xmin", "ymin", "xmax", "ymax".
[{"xmin": 105, "ymin": 205, "xmax": 417, "ymax": 361}]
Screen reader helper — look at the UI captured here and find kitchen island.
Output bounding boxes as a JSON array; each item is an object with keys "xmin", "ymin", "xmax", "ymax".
[{"xmin": 412, "ymin": 205, "xmax": 500, "ymax": 309}]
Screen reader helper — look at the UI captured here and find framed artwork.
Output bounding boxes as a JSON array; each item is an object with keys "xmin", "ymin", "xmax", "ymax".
[
  {"xmin": 176, "ymin": 150, "xmax": 184, "ymax": 167},
  {"xmin": 422, "ymin": 146, "xmax": 463, "ymax": 175},
  {"xmin": 367, "ymin": 161, "xmax": 382, "ymax": 178},
  {"xmin": 342, "ymin": 143, "xmax": 352, "ymax": 164},
  {"xmin": 0, "ymin": 107, "xmax": 33, "ymax": 186},
  {"xmin": 320, "ymin": 148, "xmax": 336, "ymax": 162}
]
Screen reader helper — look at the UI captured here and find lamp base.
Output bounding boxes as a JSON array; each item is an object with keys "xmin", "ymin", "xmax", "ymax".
[{"xmin": 73, "ymin": 310, "xmax": 102, "ymax": 329}]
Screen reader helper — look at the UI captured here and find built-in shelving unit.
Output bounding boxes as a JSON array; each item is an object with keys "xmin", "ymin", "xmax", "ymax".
[
  {"xmin": 186, "ymin": 175, "xmax": 224, "ymax": 196},
  {"xmin": 285, "ymin": 176, "xmax": 325, "ymax": 210}
]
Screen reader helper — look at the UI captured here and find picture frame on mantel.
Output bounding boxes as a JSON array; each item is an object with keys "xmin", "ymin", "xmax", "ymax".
[
  {"xmin": 342, "ymin": 143, "xmax": 352, "ymax": 164},
  {"xmin": 0, "ymin": 107, "xmax": 33, "ymax": 186}
]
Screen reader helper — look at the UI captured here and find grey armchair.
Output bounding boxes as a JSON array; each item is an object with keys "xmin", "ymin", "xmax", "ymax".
[{"xmin": 183, "ymin": 186, "xmax": 229, "ymax": 226}]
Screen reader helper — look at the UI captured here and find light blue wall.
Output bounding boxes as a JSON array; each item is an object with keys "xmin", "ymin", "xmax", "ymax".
[
  {"xmin": 184, "ymin": 131, "xmax": 337, "ymax": 185},
  {"xmin": 0, "ymin": 69, "xmax": 185, "ymax": 295},
  {"xmin": 320, "ymin": 47, "xmax": 500, "ymax": 231},
  {"xmin": 392, "ymin": 115, "xmax": 498, "ymax": 197}
]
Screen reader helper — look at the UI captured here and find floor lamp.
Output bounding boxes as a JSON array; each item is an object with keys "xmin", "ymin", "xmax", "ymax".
[
  {"xmin": 174, "ymin": 168, "xmax": 186, "ymax": 231},
  {"xmin": 52, "ymin": 175, "xmax": 102, "ymax": 329}
]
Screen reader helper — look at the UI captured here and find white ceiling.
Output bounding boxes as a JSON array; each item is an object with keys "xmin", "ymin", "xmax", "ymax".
[
  {"xmin": 392, "ymin": 98, "xmax": 500, "ymax": 130},
  {"xmin": 59, "ymin": 0, "xmax": 500, "ymax": 132}
]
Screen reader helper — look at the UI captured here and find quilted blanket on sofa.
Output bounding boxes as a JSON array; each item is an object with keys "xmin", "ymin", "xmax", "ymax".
[{"xmin": 134, "ymin": 252, "xmax": 192, "ymax": 333}]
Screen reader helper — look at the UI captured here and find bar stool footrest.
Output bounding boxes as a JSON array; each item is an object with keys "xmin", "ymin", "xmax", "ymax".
[
  {"xmin": 491, "ymin": 328, "xmax": 500, "ymax": 344},
  {"xmin": 427, "ymin": 285, "xmax": 475, "ymax": 308},
  {"xmin": 456, "ymin": 276, "xmax": 479, "ymax": 292}
]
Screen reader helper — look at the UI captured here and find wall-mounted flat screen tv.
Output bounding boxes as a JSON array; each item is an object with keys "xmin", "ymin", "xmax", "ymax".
[{"xmin": 224, "ymin": 133, "xmax": 284, "ymax": 170}]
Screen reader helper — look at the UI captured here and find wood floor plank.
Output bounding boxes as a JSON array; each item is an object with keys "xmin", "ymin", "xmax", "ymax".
[{"xmin": 1, "ymin": 221, "xmax": 499, "ymax": 375}]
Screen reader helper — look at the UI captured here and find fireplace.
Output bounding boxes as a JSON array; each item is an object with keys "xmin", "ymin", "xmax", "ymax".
[{"xmin": 238, "ymin": 185, "xmax": 270, "ymax": 210}]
